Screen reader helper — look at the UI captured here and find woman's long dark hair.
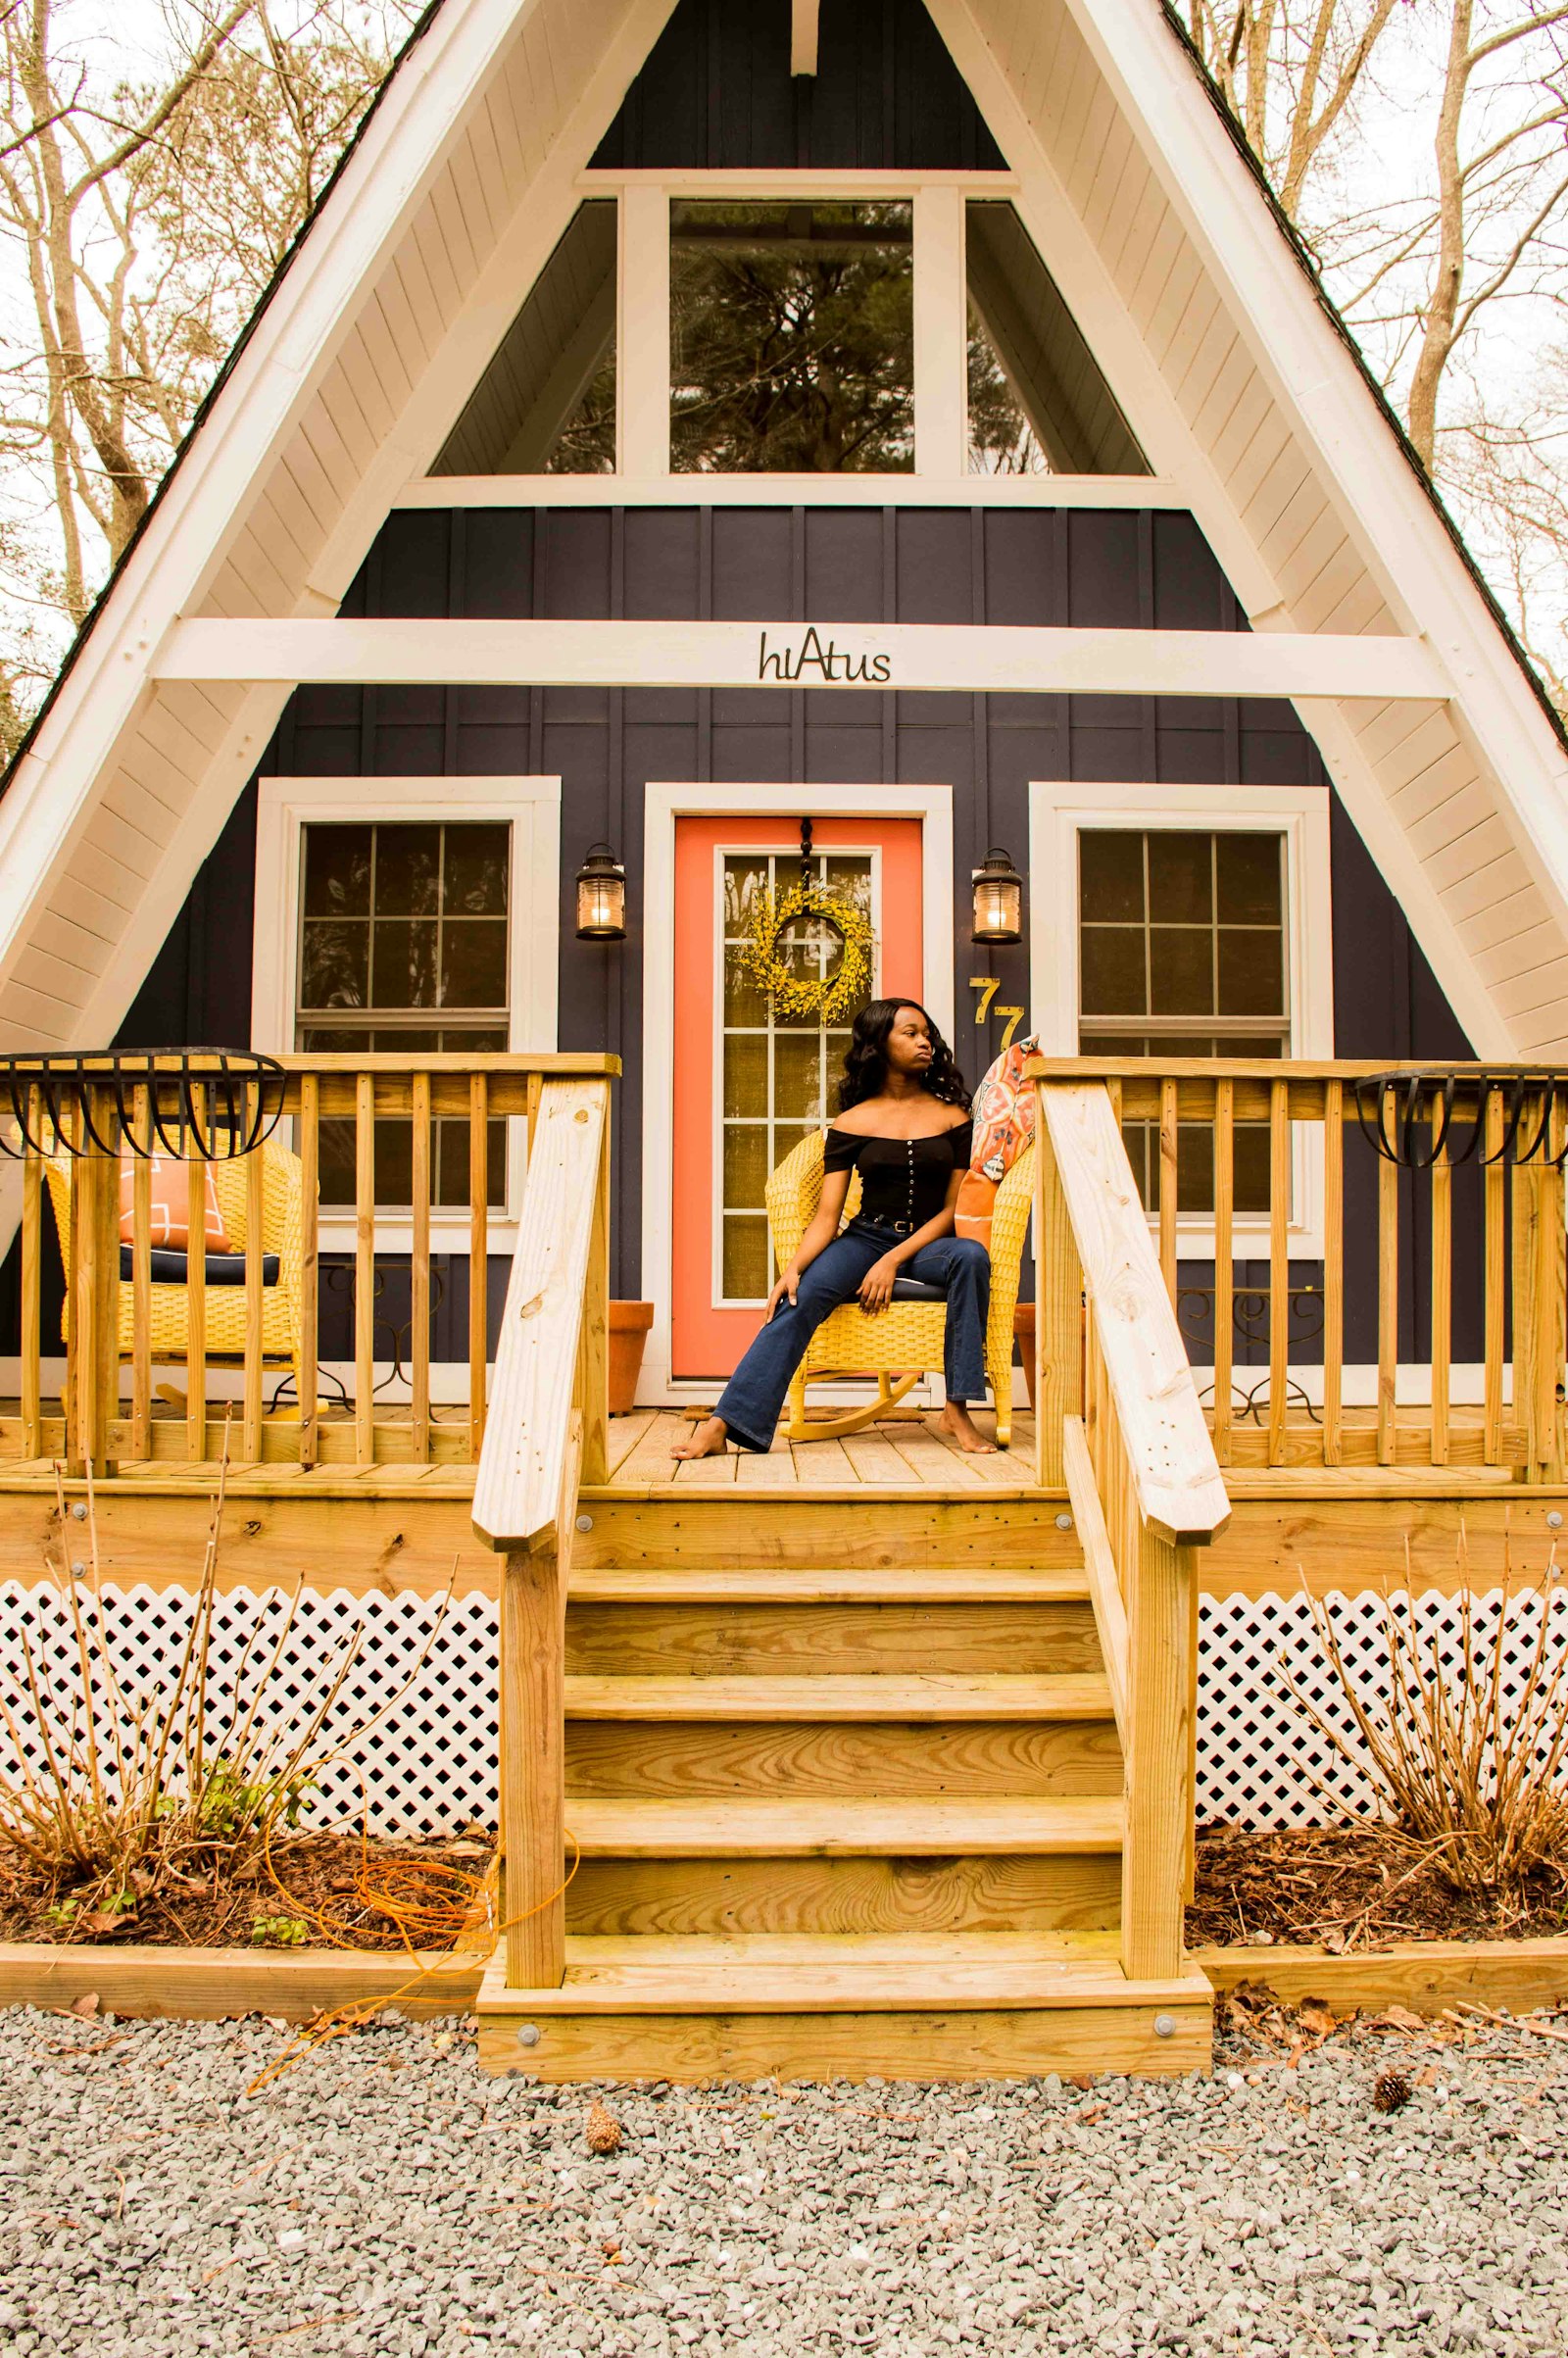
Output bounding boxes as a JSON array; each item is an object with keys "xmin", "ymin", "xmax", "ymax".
[{"xmin": 837, "ymin": 998, "xmax": 970, "ymax": 1112}]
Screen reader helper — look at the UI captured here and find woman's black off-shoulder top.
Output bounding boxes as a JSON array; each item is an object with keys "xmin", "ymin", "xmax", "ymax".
[{"xmin": 823, "ymin": 1120, "xmax": 973, "ymax": 1231}]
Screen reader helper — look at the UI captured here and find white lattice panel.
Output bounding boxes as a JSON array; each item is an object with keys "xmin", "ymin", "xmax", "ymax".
[
  {"xmin": 1198, "ymin": 1587, "xmax": 1568, "ymax": 1827},
  {"xmin": 1, "ymin": 1581, "xmax": 1563, "ymax": 1834},
  {"xmin": 0, "ymin": 1582, "xmax": 499, "ymax": 1839}
]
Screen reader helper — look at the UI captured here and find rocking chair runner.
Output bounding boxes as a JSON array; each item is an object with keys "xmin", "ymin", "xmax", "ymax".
[
  {"xmin": 763, "ymin": 1129, "xmax": 1035, "ymax": 1447},
  {"xmin": 44, "ymin": 1140, "xmax": 310, "ymax": 1410}
]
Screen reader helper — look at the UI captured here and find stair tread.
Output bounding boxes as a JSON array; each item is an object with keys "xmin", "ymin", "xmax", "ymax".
[
  {"xmin": 483, "ymin": 1935, "xmax": 1206, "ymax": 2014},
  {"xmin": 564, "ymin": 1795, "xmax": 1122, "ymax": 1855},
  {"xmin": 569, "ymin": 1567, "xmax": 1089, "ymax": 1604},
  {"xmin": 564, "ymin": 1673, "xmax": 1112, "ymax": 1720}
]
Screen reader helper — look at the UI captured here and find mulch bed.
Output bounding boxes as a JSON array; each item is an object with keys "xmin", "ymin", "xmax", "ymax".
[
  {"xmin": 0, "ymin": 1834, "xmax": 494, "ymax": 1951},
  {"xmin": 1188, "ymin": 1821, "xmax": 1568, "ymax": 1950}
]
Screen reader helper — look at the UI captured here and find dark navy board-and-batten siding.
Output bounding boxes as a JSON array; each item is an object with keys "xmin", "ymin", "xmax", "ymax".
[
  {"xmin": 589, "ymin": 0, "xmax": 1007, "ymax": 172},
  {"xmin": 82, "ymin": 502, "xmax": 1480, "ymax": 1380}
]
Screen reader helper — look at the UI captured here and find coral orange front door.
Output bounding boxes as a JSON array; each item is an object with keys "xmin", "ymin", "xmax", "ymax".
[{"xmin": 671, "ymin": 815, "xmax": 925, "ymax": 1382}]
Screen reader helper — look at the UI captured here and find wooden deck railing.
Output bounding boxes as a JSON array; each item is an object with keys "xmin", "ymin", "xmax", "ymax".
[
  {"xmin": 6, "ymin": 1052, "xmax": 616, "ymax": 1476},
  {"xmin": 1032, "ymin": 1076, "xmax": 1230, "ymax": 1982},
  {"xmin": 471, "ymin": 1072, "xmax": 612, "ymax": 1992},
  {"xmin": 1028, "ymin": 1058, "xmax": 1568, "ymax": 1481}
]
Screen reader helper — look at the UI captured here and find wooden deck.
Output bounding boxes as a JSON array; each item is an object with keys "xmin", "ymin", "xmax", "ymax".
[{"xmin": 599, "ymin": 1407, "xmax": 1044, "ymax": 1492}]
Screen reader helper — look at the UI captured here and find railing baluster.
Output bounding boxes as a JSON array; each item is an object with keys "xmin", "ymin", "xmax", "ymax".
[
  {"xmin": 20, "ymin": 1096, "xmax": 41, "ymax": 1462},
  {"xmin": 1212, "ymin": 1078, "xmax": 1233, "ymax": 1467},
  {"xmin": 185, "ymin": 1087, "xmax": 208, "ymax": 1464},
  {"xmin": 468, "ymin": 1071, "xmax": 488, "ymax": 1463},
  {"xmin": 355, "ymin": 1072, "xmax": 374, "ymax": 1466},
  {"xmin": 1377, "ymin": 1083, "xmax": 1397, "ymax": 1467},
  {"xmin": 1322, "ymin": 1079, "xmax": 1344, "ymax": 1468},
  {"xmin": 299, "ymin": 1074, "xmax": 319, "ymax": 1470},
  {"xmin": 1267, "ymin": 1078, "xmax": 1289, "ymax": 1466},
  {"xmin": 1158, "ymin": 1076, "xmax": 1178, "ymax": 1308},
  {"xmin": 1512, "ymin": 1110, "xmax": 1540, "ymax": 1477},
  {"xmin": 243, "ymin": 1086, "xmax": 265, "ymax": 1465},
  {"xmin": 129, "ymin": 1085, "xmax": 152, "ymax": 1461},
  {"xmin": 1430, "ymin": 1095, "xmax": 1450, "ymax": 1467},
  {"xmin": 411, "ymin": 1070, "xmax": 431, "ymax": 1464},
  {"xmin": 1542, "ymin": 1094, "xmax": 1567, "ymax": 1483},
  {"xmin": 1484, "ymin": 1084, "xmax": 1504, "ymax": 1465}
]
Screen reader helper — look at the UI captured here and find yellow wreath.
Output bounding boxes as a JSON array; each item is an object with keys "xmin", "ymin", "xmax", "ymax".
[{"xmin": 741, "ymin": 880, "xmax": 875, "ymax": 1025}]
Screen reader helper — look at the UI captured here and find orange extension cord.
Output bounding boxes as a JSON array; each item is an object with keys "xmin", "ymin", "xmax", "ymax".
[{"xmin": 246, "ymin": 1808, "xmax": 578, "ymax": 2094}]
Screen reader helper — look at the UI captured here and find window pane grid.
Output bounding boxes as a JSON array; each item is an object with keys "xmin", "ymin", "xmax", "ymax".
[
  {"xmin": 1077, "ymin": 827, "xmax": 1289, "ymax": 1218},
  {"xmin": 719, "ymin": 852, "xmax": 871, "ymax": 1302},
  {"xmin": 297, "ymin": 821, "xmax": 512, "ymax": 1212}
]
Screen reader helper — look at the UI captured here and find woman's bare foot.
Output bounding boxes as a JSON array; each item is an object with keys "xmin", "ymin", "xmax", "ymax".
[
  {"xmin": 939, "ymin": 1400, "xmax": 997, "ymax": 1454},
  {"xmin": 672, "ymin": 1413, "xmax": 731, "ymax": 1460}
]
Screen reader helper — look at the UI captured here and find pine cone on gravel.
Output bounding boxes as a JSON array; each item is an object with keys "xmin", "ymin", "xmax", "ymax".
[
  {"xmin": 585, "ymin": 2099, "xmax": 622, "ymax": 2155},
  {"xmin": 1373, "ymin": 2069, "xmax": 1411, "ymax": 2114}
]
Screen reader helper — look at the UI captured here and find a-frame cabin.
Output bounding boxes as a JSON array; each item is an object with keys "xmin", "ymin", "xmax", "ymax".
[{"xmin": 2, "ymin": 0, "xmax": 1567, "ymax": 2079}]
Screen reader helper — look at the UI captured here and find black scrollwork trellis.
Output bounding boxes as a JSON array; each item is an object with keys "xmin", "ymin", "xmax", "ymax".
[
  {"xmin": 0, "ymin": 1051, "xmax": 287, "ymax": 1159},
  {"xmin": 1352, "ymin": 1070, "xmax": 1568, "ymax": 1169},
  {"xmin": 1177, "ymin": 1282, "xmax": 1326, "ymax": 1426}
]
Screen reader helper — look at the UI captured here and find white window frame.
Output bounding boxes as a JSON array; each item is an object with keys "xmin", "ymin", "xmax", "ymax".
[
  {"xmin": 400, "ymin": 167, "xmax": 1167, "ymax": 505},
  {"xmin": 1027, "ymin": 779, "xmax": 1334, "ymax": 1255},
  {"xmin": 252, "ymin": 774, "xmax": 561, "ymax": 1251}
]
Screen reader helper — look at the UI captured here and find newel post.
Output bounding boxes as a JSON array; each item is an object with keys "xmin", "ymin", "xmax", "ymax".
[
  {"xmin": 1032, "ymin": 1096, "xmax": 1083, "ymax": 1490},
  {"xmin": 1121, "ymin": 1521, "xmax": 1196, "ymax": 1983}
]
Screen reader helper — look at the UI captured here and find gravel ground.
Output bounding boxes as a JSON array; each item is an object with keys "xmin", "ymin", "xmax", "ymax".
[{"xmin": 3, "ymin": 2002, "xmax": 1567, "ymax": 2357}]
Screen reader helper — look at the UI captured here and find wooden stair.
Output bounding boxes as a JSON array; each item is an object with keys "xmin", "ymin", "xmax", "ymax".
[{"xmin": 477, "ymin": 1504, "xmax": 1212, "ymax": 2081}]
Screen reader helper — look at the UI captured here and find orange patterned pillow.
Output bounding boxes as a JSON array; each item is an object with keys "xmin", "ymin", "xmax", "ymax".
[{"xmin": 118, "ymin": 1154, "xmax": 232, "ymax": 1253}]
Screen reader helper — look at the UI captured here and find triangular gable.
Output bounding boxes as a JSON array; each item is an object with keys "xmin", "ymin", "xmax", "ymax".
[{"xmin": 0, "ymin": 0, "xmax": 1565, "ymax": 1067}]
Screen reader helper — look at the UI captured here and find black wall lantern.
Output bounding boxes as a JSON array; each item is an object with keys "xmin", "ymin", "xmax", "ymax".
[
  {"xmin": 575, "ymin": 843, "xmax": 627, "ymax": 941},
  {"xmin": 971, "ymin": 847, "xmax": 1024, "ymax": 945}
]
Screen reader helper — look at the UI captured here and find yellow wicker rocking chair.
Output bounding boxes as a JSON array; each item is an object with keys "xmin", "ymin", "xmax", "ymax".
[
  {"xmin": 45, "ymin": 1140, "xmax": 310, "ymax": 1411},
  {"xmin": 763, "ymin": 1129, "xmax": 1035, "ymax": 1448}
]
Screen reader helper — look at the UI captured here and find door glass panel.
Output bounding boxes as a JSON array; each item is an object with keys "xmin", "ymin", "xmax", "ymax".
[{"xmin": 718, "ymin": 849, "xmax": 875, "ymax": 1302}]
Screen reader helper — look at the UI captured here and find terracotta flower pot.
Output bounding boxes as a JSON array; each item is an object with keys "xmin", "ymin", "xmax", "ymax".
[
  {"xmin": 608, "ymin": 1301, "xmax": 654, "ymax": 1415},
  {"xmin": 1012, "ymin": 1302, "xmax": 1037, "ymax": 1412}
]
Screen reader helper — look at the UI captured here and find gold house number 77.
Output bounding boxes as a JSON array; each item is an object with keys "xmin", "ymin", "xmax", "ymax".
[{"xmin": 968, "ymin": 977, "xmax": 1025, "ymax": 1051}]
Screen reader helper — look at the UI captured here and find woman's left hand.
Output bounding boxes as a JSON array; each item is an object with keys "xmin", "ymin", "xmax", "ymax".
[{"xmin": 858, "ymin": 1254, "xmax": 903, "ymax": 1314}]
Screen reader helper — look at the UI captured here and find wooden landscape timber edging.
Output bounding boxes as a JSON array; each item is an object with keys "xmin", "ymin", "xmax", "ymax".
[
  {"xmin": 0, "ymin": 1940, "xmax": 485, "ymax": 2021},
  {"xmin": 1195, "ymin": 1938, "xmax": 1568, "ymax": 2020}
]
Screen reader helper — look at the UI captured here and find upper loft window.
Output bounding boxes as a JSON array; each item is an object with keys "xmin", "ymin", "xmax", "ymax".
[
  {"xmin": 429, "ymin": 182, "xmax": 1150, "ymax": 481},
  {"xmin": 966, "ymin": 203, "xmax": 1147, "ymax": 476},
  {"xmin": 669, "ymin": 201, "xmax": 914, "ymax": 473},
  {"xmin": 431, "ymin": 203, "xmax": 617, "ymax": 477}
]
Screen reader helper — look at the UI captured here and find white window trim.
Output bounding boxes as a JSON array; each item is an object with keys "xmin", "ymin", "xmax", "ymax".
[
  {"xmin": 252, "ymin": 774, "xmax": 561, "ymax": 1252},
  {"xmin": 1027, "ymin": 779, "xmax": 1334, "ymax": 1256},
  {"xmin": 408, "ymin": 166, "xmax": 1145, "ymax": 497},
  {"xmin": 641, "ymin": 782, "xmax": 955, "ymax": 1403}
]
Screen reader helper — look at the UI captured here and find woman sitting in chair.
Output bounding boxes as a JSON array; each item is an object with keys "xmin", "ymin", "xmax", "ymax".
[{"xmin": 674, "ymin": 999, "xmax": 995, "ymax": 1459}]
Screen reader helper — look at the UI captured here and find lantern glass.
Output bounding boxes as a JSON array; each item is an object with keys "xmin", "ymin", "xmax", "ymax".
[
  {"xmin": 575, "ymin": 850, "xmax": 626, "ymax": 941},
  {"xmin": 971, "ymin": 851, "xmax": 1023, "ymax": 945}
]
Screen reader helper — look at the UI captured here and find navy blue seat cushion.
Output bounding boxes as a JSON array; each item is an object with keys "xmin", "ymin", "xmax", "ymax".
[
  {"xmin": 889, "ymin": 1276, "xmax": 947, "ymax": 1303},
  {"xmin": 121, "ymin": 1246, "xmax": 279, "ymax": 1288}
]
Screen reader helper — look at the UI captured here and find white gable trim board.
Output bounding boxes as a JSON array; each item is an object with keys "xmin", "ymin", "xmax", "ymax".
[{"xmin": 0, "ymin": 0, "xmax": 1563, "ymax": 1079}]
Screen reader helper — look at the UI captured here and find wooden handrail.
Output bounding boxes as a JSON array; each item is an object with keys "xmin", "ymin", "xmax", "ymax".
[
  {"xmin": 1035, "ymin": 1078, "xmax": 1230, "ymax": 1986},
  {"xmin": 1038, "ymin": 1082, "xmax": 1229, "ymax": 1547},
  {"xmin": 472, "ymin": 1076, "xmax": 612, "ymax": 1553},
  {"xmin": 470, "ymin": 1073, "xmax": 612, "ymax": 1994}
]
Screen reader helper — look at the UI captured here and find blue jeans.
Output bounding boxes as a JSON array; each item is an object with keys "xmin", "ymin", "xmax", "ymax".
[{"xmin": 713, "ymin": 1218, "xmax": 992, "ymax": 1454}]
